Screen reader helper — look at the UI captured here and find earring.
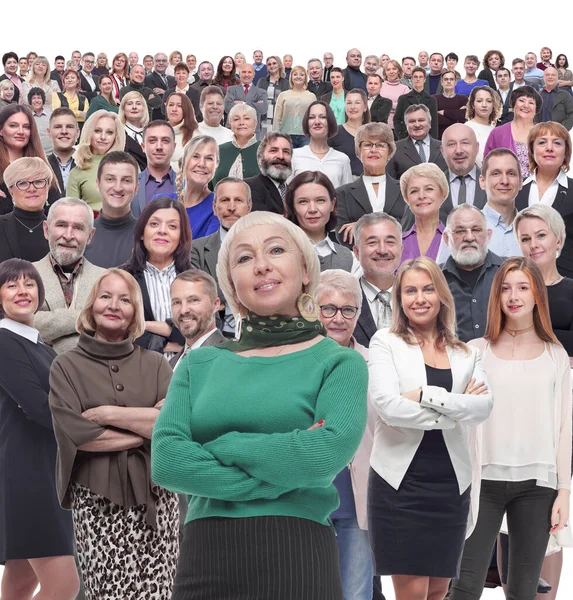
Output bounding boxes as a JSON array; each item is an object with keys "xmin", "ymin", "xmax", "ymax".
[{"xmin": 297, "ymin": 293, "xmax": 320, "ymax": 321}]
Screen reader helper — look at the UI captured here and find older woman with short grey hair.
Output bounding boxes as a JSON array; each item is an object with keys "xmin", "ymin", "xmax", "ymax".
[
  {"xmin": 152, "ymin": 211, "xmax": 368, "ymax": 600},
  {"xmin": 213, "ymin": 103, "xmax": 260, "ymax": 184}
]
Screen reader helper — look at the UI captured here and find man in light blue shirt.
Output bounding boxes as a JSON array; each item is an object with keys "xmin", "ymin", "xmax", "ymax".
[{"xmin": 524, "ymin": 52, "xmax": 545, "ymax": 88}]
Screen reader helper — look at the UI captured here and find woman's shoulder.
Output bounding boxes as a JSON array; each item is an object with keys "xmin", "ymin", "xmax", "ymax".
[
  {"xmin": 310, "ymin": 337, "xmax": 368, "ymax": 371},
  {"xmin": 369, "ymin": 329, "xmax": 405, "ymax": 350}
]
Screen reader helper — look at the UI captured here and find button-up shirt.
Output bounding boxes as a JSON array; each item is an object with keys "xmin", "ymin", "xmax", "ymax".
[
  {"xmin": 144, "ymin": 167, "xmax": 176, "ymax": 205},
  {"xmin": 55, "ymin": 154, "xmax": 75, "ymax": 190},
  {"xmin": 49, "ymin": 255, "xmax": 83, "ymax": 307},
  {"xmin": 448, "ymin": 166, "xmax": 478, "ymax": 208},
  {"xmin": 482, "ymin": 203, "xmax": 522, "ymax": 259},
  {"xmin": 525, "ymin": 169, "xmax": 569, "ymax": 206},
  {"xmin": 411, "ymin": 135, "xmax": 430, "ymax": 163},
  {"xmin": 442, "ymin": 251, "xmax": 503, "ymax": 342}
]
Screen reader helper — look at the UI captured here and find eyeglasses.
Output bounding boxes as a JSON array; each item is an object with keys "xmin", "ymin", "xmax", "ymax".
[
  {"xmin": 319, "ymin": 304, "xmax": 359, "ymax": 319},
  {"xmin": 360, "ymin": 141, "xmax": 389, "ymax": 151},
  {"xmin": 84, "ymin": 60, "xmax": 95, "ymax": 65},
  {"xmin": 12, "ymin": 178, "xmax": 49, "ymax": 191},
  {"xmin": 451, "ymin": 227, "xmax": 485, "ymax": 237}
]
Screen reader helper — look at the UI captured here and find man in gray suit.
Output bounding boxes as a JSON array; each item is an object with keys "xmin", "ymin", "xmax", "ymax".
[
  {"xmin": 224, "ymin": 64, "xmax": 268, "ymax": 139},
  {"xmin": 33, "ymin": 198, "xmax": 104, "ymax": 354},
  {"xmin": 191, "ymin": 177, "xmax": 252, "ymax": 335}
]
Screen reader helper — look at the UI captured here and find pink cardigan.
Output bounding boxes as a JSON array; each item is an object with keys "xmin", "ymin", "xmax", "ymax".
[{"xmin": 380, "ymin": 80, "xmax": 411, "ymax": 128}]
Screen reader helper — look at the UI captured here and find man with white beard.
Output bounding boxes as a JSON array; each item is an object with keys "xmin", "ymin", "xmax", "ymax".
[{"xmin": 441, "ymin": 203, "xmax": 502, "ymax": 342}]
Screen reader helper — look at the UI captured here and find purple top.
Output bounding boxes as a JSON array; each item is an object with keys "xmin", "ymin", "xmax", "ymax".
[
  {"xmin": 145, "ymin": 167, "xmax": 176, "ymax": 205},
  {"xmin": 401, "ymin": 222, "xmax": 445, "ymax": 265},
  {"xmin": 483, "ymin": 123, "xmax": 530, "ymax": 178}
]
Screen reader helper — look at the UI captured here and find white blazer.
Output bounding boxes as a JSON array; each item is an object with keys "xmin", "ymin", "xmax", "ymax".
[{"xmin": 368, "ymin": 329, "xmax": 493, "ymax": 534}]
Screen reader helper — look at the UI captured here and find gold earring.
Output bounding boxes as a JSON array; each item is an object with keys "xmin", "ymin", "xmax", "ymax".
[{"xmin": 297, "ymin": 293, "xmax": 320, "ymax": 321}]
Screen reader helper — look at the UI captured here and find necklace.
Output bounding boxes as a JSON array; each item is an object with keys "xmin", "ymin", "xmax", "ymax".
[
  {"xmin": 547, "ymin": 275, "xmax": 563, "ymax": 286},
  {"xmin": 13, "ymin": 215, "xmax": 44, "ymax": 233},
  {"xmin": 503, "ymin": 324, "xmax": 535, "ymax": 358}
]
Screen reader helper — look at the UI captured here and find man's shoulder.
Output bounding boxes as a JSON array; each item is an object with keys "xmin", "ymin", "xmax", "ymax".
[
  {"xmin": 80, "ymin": 259, "xmax": 106, "ymax": 277},
  {"xmin": 244, "ymin": 173, "xmax": 266, "ymax": 187},
  {"xmin": 193, "ymin": 230, "xmax": 219, "ymax": 252}
]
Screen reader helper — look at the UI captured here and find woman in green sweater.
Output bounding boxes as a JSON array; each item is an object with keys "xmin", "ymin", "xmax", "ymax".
[
  {"xmin": 152, "ymin": 211, "xmax": 368, "ymax": 600},
  {"xmin": 85, "ymin": 76, "xmax": 118, "ymax": 120}
]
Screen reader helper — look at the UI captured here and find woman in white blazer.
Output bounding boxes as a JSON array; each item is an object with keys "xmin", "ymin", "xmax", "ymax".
[{"xmin": 368, "ymin": 256, "xmax": 493, "ymax": 600}]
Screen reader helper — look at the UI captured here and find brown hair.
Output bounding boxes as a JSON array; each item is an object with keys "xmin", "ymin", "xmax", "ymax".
[
  {"xmin": 346, "ymin": 89, "xmax": 371, "ymax": 125},
  {"xmin": 164, "ymin": 91, "xmax": 197, "ymax": 146},
  {"xmin": 466, "ymin": 85, "xmax": 502, "ymax": 124},
  {"xmin": 483, "ymin": 50, "xmax": 505, "ymax": 69},
  {"xmin": 110, "ymin": 52, "xmax": 129, "ymax": 79},
  {"xmin": 527, "ymin": 121, "xmax": 571, "ymax": 174},
  {"xmin": 484, "ymin": 257, "xmax": 559, "ymax": 344}
]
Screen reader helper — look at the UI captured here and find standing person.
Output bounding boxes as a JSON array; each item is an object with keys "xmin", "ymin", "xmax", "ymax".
[
  {"xmin": 368, "ymin": 256, "xmax": 493, "ymax": 600},
  {"xmin": 213, "ymin": 56, "xmax": 237, "ymax": 92},
  {"xmin": 394, "ymin": 68, "xmax": 439, "ymax": 140},
  {"xmin": 292, "ymin": 101, "xmax": 353, "ymax": 187},
  {"xmin": 118, "ymin": 91, "xmax": 149, "ymax": 171},
  {"xmin": 92, "ymin": 53, "xmax": 109, "ymax": 79},
  {"xmin": 22, "ymin": 56, "xmax": 60, "ymax": 111},
  {"xmin": 0, "ymin": 80, "xmax": 15, "ymax": 108},
  {"xmin": 145, "ymin": 53, "xmax": 176, "ymax": 121},
  {"xmin": 274, "ymin": 66, "xmax": 317, "ymax": 149},
  {"xmin": 450, "ymin": 257, "xmax": 571, "ymax": 600},
  {"xmin": 0, "ymin": 52, "xmax": 24, "ymax": 104},
  {"xmin": 539, "ymin": 68, "xmax": 573, "ymax": 130},
  {"xmin": 85, "ymin": 75, "xmax": 118, "ymax": 119},
  {"xmin": 555, "ymin": 54, "xmax": 573, "ymax": 93},
  {"xmin": 434, "ymin": 71, "xmax": 468, "ymax": 140},
  {"xmin": 109, "ymin": 53, "xmax": 129, "ymax": 103},
  {"xmin": 477, "ymin": 50, "xmax": 505, "ymax": 89},
  {"xmin": 161, "ymin": 63, "xmax": 201, "ymax": 123},
  {"xmin": 455, "ymin": 56, "xmax": 489, "ymax": 97},
  {"xmin": 119, "ymin": 65, "xmax": 164, "ymax": 119},
  {"xmin": 48, "ymin": 268, "xmax": 179, "ymax": 600},
  {"xmin": 0, "ymin": 259, "xmax": 79, "ymax": 600},
  {"xmin": 257, "ymin": 56, "xmax": 289, "ymax": 136},
  {"xmin": 50, "ymin": 55, "xmax": 66, "ymax": 92},
  {"xmin": 365, "ymin": 75, "xmax": 392, "ymax": 125},
  {"xmin": 166, "ymin": 51, "xmax": 183, "ymax": 77},
  {"xmin": 284, "ymin": 54, "xmax": 294, "ymax": 80},
  {"xmin": 77, "ymin": 53, "xmax": 100, "ymax": 102},
  {"xmin": 196, "ymin": 86, "xmax": 234, "ymax": 145},
  {"xmin": 380, "ymin": 61, "xmax": 410, "ymax": 130},
  {"xmin": 152, "ymin": 211, "xmax": 368, "ymax": 600},
  {"xmin": 465, "ymin": 86, "xmax": 502, "ymax": 168},
  {"xmin": 46, "ymin": 108, "xmax": 78, "ymax": 192},
  {"xmin": 343, "ymin": 48, "xmax": 367, "ymax": 92},
  {"xmin": 51, "ymin": 69, "xmax": 89, "ymax": 126},
  {"xmin": 323, "ymin": 68, "xmax": 347, "ymax": 125},
  {"xmin": 538, "ymin": 47, "xmax": 555, "ymax": 71},
  {"xmin": 164, "ymin": 92, "xmax": 198, "ymax": 172}
]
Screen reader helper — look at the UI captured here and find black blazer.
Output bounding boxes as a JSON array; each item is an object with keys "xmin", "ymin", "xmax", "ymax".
[
  {"xmin": 341, "ymin": 68, "xmax": 367, "ymax": 92},
  {"xmin": 145, "ymin": 72, "xmax": 176, "ymax": 120},
  {"xmin": 496, "ymin": 87, "xmax": 513, "ymax": 126},
  {"xmin": 47, "ymin": 153, "xmax": 76, "ymax": 194},
  {"xmin": 162, "ymin": 85, "xmax": 202, "ymax": 122},
  {"xmin": 370, "ymin": 96, "xmax": 392, "ymax": 124},
  {"xmin": 424, "ymin": 76, "xmax": 443, "ymax": 96},
  {"xmin": 245, "ymin": 174, "xmax": 285, "ymax": 214},
  {"xmin": 257, "ymin": 77, "xmax": 290, "ymax": 94},
  {"xmin": 307, "ymin": 80, "xmax": 331, "ymax": 99},
  {"xmin": 78, "ymin": 72, "xmax": 100, "ymax": 101},
  {"xmin": 0, "ymin": 212, "xmax": 48, "ymax": 263},
  {"xmin": 386, "ymin": 136, "xmax": 447, "ymax": 180},
  {"xmin": 50, "ymin": 69, "xmax": 63, "ymax": 91},
  {"xmin": 401, "ymin": 167, "xmax": 487, "ymax": 230},
  {"xmin": 516, "ymin": 178, "xmax": 573, "ymax": 277},
  {"xmin": 124, "ymin": 135, "xmax": 147, "ymax": 172},
  {"xmin": 336, "ymin": 175, "xmax": 406, "ymax": 247},
  {"xmin": 477, "ymin": 68, "xmax": 496, "ymax": 89},
  {"xmin": 354, "ymin": 290, "xmax": 377, "ymax": 348},
  {"xmin": 394, "ymin": 90, "xmax": 439, "ymax": 140}
]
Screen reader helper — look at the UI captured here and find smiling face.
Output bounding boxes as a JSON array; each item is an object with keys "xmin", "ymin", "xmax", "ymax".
[
  {"xmin": 308, "ymin": 61, "xmax": 322, "ymax": 82},
  {"xmin": 201, "ymin": 92, "xmax": 224, "ymax": 126},
  {"xmin": 318, "ymin": 288, "xmax": 359, "ymax": 347},
  {"xmin": 517, "ymin": 217, "xmax": 561, "ymax": 272},
  {"xmin": 240, "ymin": 64, "xmax": 255, "ymax": 86},
  {"xmin": 82, "ymin": 55, "xmax": 95, "ymax": 74},
  {"xmin": 222, "ymin": 57, "xmax": 234, "ymax": 75},
  {"xmin": 214, "ymin": 181, "xmax": 251, "ymax": 230},
  {"xmin": 512, "ymin": 61, "xmax": 525, "ymax": 81},
  {"xmin": 229, "ymin": 223, "xmax": 310, "ymax": 317},
  {"xmin": 367, "ymin": 75, "xmax": 381, "ymax": 97},
  {"xmin": 487, "ymin": 53, "xmax": 501, "ymax": 69},
  {"xmin": 166, "ymin": 94, "xmax": 184, "ymax": 125},
  {"xmin": 124, "ymin": 96, "xmax": 146, "ymax": 126},
  {"xmin": 45, "ymin": 204, "xmax": 94, "ymax": 266},
  {"xmin": 544, "ymin": 67, "xmax": 558, "ymax": 90},
  {"xmin": 353, "ymin": 220, "xmax": 402, "ymax": 279},
  {"xmin": 500, "ymin": 269, "xmax": 535, "ymax": 323},
  {"xmin": 234, "ymin": 54, "xmax": 245, "ymax": 68},
  {"xmin": 230, "ymin": 110, "xmax": 256, "ymax": 139},
  {"xmin": 346, "ymin": 49, "xmax": 362, "ymax": 68},
  {"xmin": 144, "ymin": 56, "xmax": 154, "ymax": 71},
  {"xmin": 142, "ymin": 207, "xmax": 181, "ymax": 265},
  {"xmin": 199, "ymin": 62, "xmax": 214, "ymax": 81},
  {"xmin": 99, "ymin": 76, "xmax": 113, "ymax": 96},
  {"xmin": 33, "ymin": 60, "xmax": 47, "ymax": 78},
  {"xmin": 480, "ymin": 154, "xmax": 522, "ymax": 206},
  {"xmin": 400, "ymin": 268, "xmax": 441, "ymax": 328},
  {"xmin": 10, "ymin": 173, "xmax": 49, "ymax": 211},
  {"xmin": 541, "ymin": 48, "xmax": 552, "ymax": 62},
  {"xmin": 92, "ymin": 273, "xmax": 135, "ymax": 340},
  {"xmin": 0, "ymin": 275, "xmax": 39, "ymax": 326},
  {"xmin": 266, "ymin": 58, "xmax": 279, "ymax": 77},
  {"xmin": 345, "ymin": 92, "xmax": 367, "ymax": 121},
  {"xmin": 63, "ymin": 72, "xmax": 79, "ymax": 91},
  {"xmin": 260, "ymin": 136, "xmax": 292, "ymax": 181},
  {"xmin": 47, "ymin": 114, "xmax": 78, "ymax": 152},
  {"xmin": 113, "ymin": 55, "xmax": 126, "ymax": 73},
  {"xmin": 441, "ymin": 124, "xmax": 479, "ymax": 176},
  {"xmin": 307, "ymin": 103, "xmax": 328, "ymax": 138},
  {"xmin": 405, "ymin": 175, "xmax": 444, "ymax": 219},
  {"xmin": 0, "ymin": 112, "xmax": 31, "ymax": 153},
  {"xmin": 0, "ymin": 83, "xmax": 14, "ymax": 102},
  {"xmin": 406, "ymin": 109, "xmax": 430, "ymax": 140},
  {"xmin": 364, "ymin": 57, "xmax": 379, "ymax": 76},
  {"xmin": 385, "ymin": 63, "xmax": 399, "ymax": 81},
  {"xmin": 512, "ymin": 95, "xmax": 537, "ymax": 124},
  {"xmin": 4, "ymin": 57, "xmax": 18, "ymax": 76},
  {"xmin": 186, "ymin": 55, "xmax": 196, "ymax": 71},
  {"xmin": 97, "ymin": 162, "xmax": 138, "ymax": 215},
  {"xmin": 175, "ymin": 68, "xmax": 189, "ymax": 87},
  {"xmin": 90, "ymin": 116, "xmax": 117, "ymax": 155},
  {"xmin": 533, "ymin": 130, "xmax": 567, "ymax": 171},
  {"xmin": 359, "ymin": 136, "xmax": 390, "ymax": 175},
  {"xmin": 525, "ymin": 53, "xmax": 537, "ymax": 69},
  {"xmin": 291, "ymin": 68, "xmax": 306, "ymax": 88},
  {"xmin": 293, "ymin": 182, "xmax": 334, "ymax": 238},
  {"xmin": 130, "ymin": 65, "xmax": 145, "ymax": 84},
  {"xmin": 464, "ymin": 59, "xmax": 478, "ymax": 77},
  {"xmin": 446, "ymin": 56, "xmax": 458, "ymax": 70},
  {"xmin": 171, "ymin": 278, "xmax": 219, "ymax": 341},
  {"xmin": 185, "ymin": 141, "xmax": 218, "ymax": 187},
  {"xmin": 253, "ymin": 51, "xmax": 263, "ymax": 65}
]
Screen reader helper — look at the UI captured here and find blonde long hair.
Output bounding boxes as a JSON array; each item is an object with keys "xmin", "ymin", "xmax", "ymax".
[{"xmin": 73, "ymin": 110, "xmax": 126, "ymax": 170}]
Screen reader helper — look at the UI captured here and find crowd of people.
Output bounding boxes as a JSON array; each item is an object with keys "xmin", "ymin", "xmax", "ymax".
[{"xmin": 0, "ymin": 44, "xmax": 572, "ymax": 600}]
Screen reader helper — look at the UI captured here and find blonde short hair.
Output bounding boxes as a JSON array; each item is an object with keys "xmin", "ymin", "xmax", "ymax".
[
  {"xmin": 3, "ymin": 156, "xmax": 53, "ymax": 188},
  {"xmin": 289, "ymin": 66, "xmax": 308, "ymax": 88},
  {"xmin": 118, "ymin": 91, "xmax": 150, "ymax": 128},
  {"xmin": 400, "ymin": 163, "xmax": 449, "ymax": 203},
  {"xmin": 74, "ymin": 110, "xmax": 126, "ymax": 170},
  {"xmin": 76, "ymin": 269, "xmax": 145, "ymax": 339},
  {"xmin": 514, "ymin": 204, "xmax": 566, "ymax": 246},
  {"xmin": 0, "ymin": 80, "xmax": 14, "ymax": 95},
  {"xmin": 216, "ymin": 211, "xmax": 321, "ymax": 315}
]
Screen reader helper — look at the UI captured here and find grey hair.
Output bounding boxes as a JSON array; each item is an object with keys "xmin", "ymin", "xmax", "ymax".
[
  {"xmin": 46, "ymin": 197, "xmax": 94, "ymax": 230},
  {"xmin": 514, "ymin": 204, "xmax": 566, "ymax": 245},
  {"xmin": 354, "ymin": 212, "xmax": 402, "ymax": 247},
  {"xmin": 445, "ymin": 203, "xmax": 488, "ymax": 231},
  {"xmin": 316, "ymin": 269, "xmax": 363, "ymax": 311},
  {"xmin": 355, "ymin": 122, "xmax": 396, "ymax": 160},
  {"xmin": 404, "ymin": 103, "xmax": 432, "ymax": 123},
  {"xmin": 228, "ymin": 102, "xmax": 258, "ymax": 124},
  {"xmin": 214, "ymin": 177, "xmax": 252, "ymax": 205},
  {"xmin": 307, "ymin": 58, "xmax": 322, "ymax": 66}
]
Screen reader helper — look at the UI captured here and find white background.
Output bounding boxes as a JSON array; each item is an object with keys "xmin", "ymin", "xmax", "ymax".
[{"xmin": 1, "ymin": 2, "xmax": 573, "ymax": 596}]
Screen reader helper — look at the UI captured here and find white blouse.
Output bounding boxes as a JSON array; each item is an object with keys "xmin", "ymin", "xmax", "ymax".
[{"xmin": 291, "ymin": 146, "xmax": 353, "ymax": 188}]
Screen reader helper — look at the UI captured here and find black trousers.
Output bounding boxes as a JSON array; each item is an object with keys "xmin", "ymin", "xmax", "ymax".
[
  {"xmin": 450, "ymin": 480, "xmax": 556, "ymax": 600},
  {"xmin": 172, "ymin": 516, "xmax": 343, "ymax": 600}
]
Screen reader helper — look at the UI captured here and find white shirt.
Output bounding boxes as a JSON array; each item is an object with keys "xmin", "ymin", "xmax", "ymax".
[
  {"xmin": 173, "ymin": 327, "xmax": 219, "ymax": 371},
  {"xmin": 0, "ymin": 318, "xmax": 39, "ymax": 343},
  {"xmin": 363, "ymin": 175, "xmax": 387, "ymax": 213},
  {"xmin": 313, "ymin": 237, "xmax": 362, "ymax": 276},
  {"xmin": 292, "ymin": 146, "xmax": 353, "ymax": 188},
  {"xmin": 497, "ymin": 87, "xmax": 510, "ymax": 104},
  {"xmin": 83, "ymin": 72, "xmax": 96, "ymax": 91},
  {"xmin": 196, "ymin": 122, "xmax": 234, "ymax": 145},
  {"xmin": 524, "ymin": 170, "xmax": 569, "ymax": 206},
  {"xmin": 410, "ymin": 135, "xmax": 430, "ymax": 163}
]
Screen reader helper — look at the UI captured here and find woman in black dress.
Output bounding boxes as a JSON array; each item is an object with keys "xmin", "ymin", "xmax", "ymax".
[
  {"xmin": 0, "ymin": 258, "xmax": 77, "ymax": 599},
  {"xmin": 368, "ymin": 256, "xmax": 493, "ymax": 600}
]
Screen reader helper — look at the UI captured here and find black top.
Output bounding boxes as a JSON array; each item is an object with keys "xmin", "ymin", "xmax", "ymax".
[
  {"xmin": 456, "ymin": 265, "xmax": 482, "ymax": 290},
  {"xmin": 547, "ymin": 277, "xmax": 573, "ymax": 356},
  {"xmin": 84, "ymin": 211, "xmax": 137, "ymax": 269},
  {"xmin": 0, "ymin": 207, "xmax": 49, "ymax": 263},
  {"xmin": 328, "ymin": 126, "xmax": 363, "ymax": 177},
  {"xmin": 0, "ymin": 181, "xmax": 62, "ymax": 216}
]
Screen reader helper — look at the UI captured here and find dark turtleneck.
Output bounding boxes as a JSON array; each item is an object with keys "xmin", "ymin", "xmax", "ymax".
[
  {"xmin": 11, "ymin": 206, "xmax": 49, "ymax": 262},
  {"xmin": 83, "ymin": 210, "xmax": 137, "ymax": 269}
]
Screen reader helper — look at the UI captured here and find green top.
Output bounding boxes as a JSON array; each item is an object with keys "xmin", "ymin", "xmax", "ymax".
[
  {"xmin": 85, "ymin": 96, "xmax": 119, "ymax": 121},
  {"xmin": 330, "ymin": 92, "xmax": 346, "ymax": 125},
  {"xmin": 151, "ymin": 338, "xmax": 368, "ymax": 525},
  {"xmin": 212, "ymin": 141, "xmax": 260, "ymax": 186},
  {"xmin": 66, "ymin": 154, "xmax": 104, "ymax": 211}
]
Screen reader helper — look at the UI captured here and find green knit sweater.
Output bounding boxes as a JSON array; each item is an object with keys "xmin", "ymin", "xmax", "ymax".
[{"xmin": 151, "ymin": 338, "xmax": 368, "ymax": 525}]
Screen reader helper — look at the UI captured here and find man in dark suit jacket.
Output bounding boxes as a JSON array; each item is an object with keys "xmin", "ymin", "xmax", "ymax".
[
  {"xmin": 169, "ymin": 270, "xmax": 226, "ymax": 370},
  {"xmin": 78, "ymin": 53, "xmax": 100, "ymax": 101},
  {"xmin": 245, "ymin": 132, "xmax": 293, "ymax": 213},
  {"xmin": 342, "ymin": 48, "xmax": 367, "ymax": 92},
  {"xmin": 366, "ymin": 75, "xmax": 392, "ymax": 123},
  {"xmin": 394, "ymin": 67, "xmax": 439, "ymax": 139},
  {"xmin": 352, "ymin": 212, "xmax": 403, "ymax": 347},
  {"xmin": 424, "ymin": 53, "xmax": 445, "ymax": 96},
  {"xmin": 46, "ymin": 107, "xmax": 79, "ymax": 193},
  {"xmin": 224, "ymin": 65, "xmax": 268, "ymax": 139},
  {"xmin": 307, "ymin": 58, "xmax": 332, "ymax": 98},
  {"xmin": 120, "ymin": 65, "xmax": 163, "ymax": 118},
  {"xmin": 50, "ymin": 55, "xmax": 66, "ymax": 92},
  {"xmin": 495, "ymin": 68, "xmax": 513, "ymax": 125},
  {"xmin": 386, "ymin": 104, "xmax": 447, "ymax": 180},
  {"xmin": 144, "ymin": 53, "xmax": 176, "ymax": 120}
]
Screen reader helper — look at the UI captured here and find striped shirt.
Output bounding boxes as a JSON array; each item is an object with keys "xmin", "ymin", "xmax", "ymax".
[{"xmin": 143, "ymin": 262, "xmax": 177, "ymax": 323}]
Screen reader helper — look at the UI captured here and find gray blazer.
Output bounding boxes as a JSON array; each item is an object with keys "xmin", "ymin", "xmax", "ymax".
[
  {"xmin": 224, "ymin": 85, "xmax": 269, "ymax": 138},
  {"xmin": 169, "ymin": 328, "xmax": 226, "ymax": 369},
  {"xmin": 32, "ymin": 254, "xmax": 105, "ymax": 354},
  {"xmin": 386, "ymin": 136, "xmax": 447, "ymax": 181}
]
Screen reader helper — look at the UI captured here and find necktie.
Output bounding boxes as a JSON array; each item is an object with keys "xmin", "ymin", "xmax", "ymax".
[
  {"xmin": 376, "ymin": 290, "xmax": 392, "ymax": 329},
  {"xmin": 457, "ymin": 175, "xmax": 467, "ymax": 205},
  {"xmin": 244, "ymin": 85, "xmax": 249, "ymax": 95},
  {"xmin": 278, "ymin": 182, "xmax": 286, "ymax": 199},
  {"xmin": 415, "ymin": 140, "xmax": 426, "ymax": 163}
]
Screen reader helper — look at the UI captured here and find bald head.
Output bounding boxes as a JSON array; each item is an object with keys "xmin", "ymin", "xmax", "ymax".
[
  {"xmin": 543, "ymin": 66, "xmax": 558, "ymax": 90},
  {"xmin": 441, "ymin": 124, "xmax": 479, "ymax": 176},
  {"xmin": 240, "ymin": 63, "xmax": 255, "ymax": 85},
  {"xmin": 346, "ymin": 48, "xmax": 362, "ymax": 68}
]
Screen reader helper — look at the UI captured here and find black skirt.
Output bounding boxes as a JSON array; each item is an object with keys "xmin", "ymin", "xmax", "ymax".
[
  {"xmin": 172, "ymin": 516, "xmax": 342, "ymax": 600},
  {"xmin": 368, "ymin": 365, "xmax": 471, "ymax": 578}
]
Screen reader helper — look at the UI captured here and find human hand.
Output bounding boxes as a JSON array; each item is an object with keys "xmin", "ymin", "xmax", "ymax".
[
  {"xmin": 464, "ymin": 378, "xmax": 488, "ymax": 395},
  {"xmin": 550, "ymin": 490, "xmax": 570, "ymax": 534},
  {"xmin": 154, "ymin": 88, "xmax": 164, "ymax": 94},
  {"xmin": 308, "ymin": 419, "xmax": 325, "ymax": 430},
  {"xmin": 338, "ymin": 222, "xmax": 356, "ymax": 245},
  {"xmin": 154, "ymin": 398, "xmax": 165, "ymax": 409},
  {"xmin": 82, "ymin": 406, "xmax": 110, "ymax": 425}
]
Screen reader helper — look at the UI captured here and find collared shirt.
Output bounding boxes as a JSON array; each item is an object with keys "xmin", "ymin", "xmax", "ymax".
[
  {"xmin": 144, "ymin": 167, "xmax": 176, "ymax": 205},
  {"xmin": 363, "ymin": 174, "xmax": 387, "ymax": 213},
  {"xmin": 482, "ymin": 204, "xmax": 522, "ymax": 259},
  {"xmin": 498, "ymin": 87, "xmax": 510, "ymax": 104},
  {"xmin": 83, "ymin": 72, "xmax": 96, "ymax": 91},
  {"xmin": 0, "ymin": 317, "xmax": 40, "ymax": 343},
  {"xmin": 525, "ymin": 169, "xmax": 569, "ymax": 206},
  {"xmin": 33, "ymin": 110, "xmax": 52, "ymax": 154},
  {"xmin": 401, "ymin": 222, "xmax": 445, "ymax": 264},
  {"xmin": 173, "ymin": 327, "xmax": 218, "ymax": 370},
  {"xmin": 410, "ymin": 135, "xmax": 430, "ymax": 163},
  {"xmin": 442, "ymin": 251, "xmax": 503, "ymax": 342},
  {"xmin": 143, "ymin": 262, "xmax": 177, "ymax": 323},
  {"xmin": 313, "ymin": 237, "xmax": 361, "ymax": 276},
  {"xmin": 175, "ymin": 84, "xmax": 189, "ymax": 94},
  {"xmin": 448, "ymin": 166, "xmax": 477, "ymax": 208},
  {"xmin": 361, "ymin": 277, "xmax": 393, "ymax": 325},
  {"xmin": 541, "ymin": 87, "xmax": 558, "ymax": 122},
  {"xmin": 49, "ymin": 254, "xmax": 83, "ymax": 307},
  {"xmin": 55, "ymin": 154, "xmax": 74, "ymax": 190}
]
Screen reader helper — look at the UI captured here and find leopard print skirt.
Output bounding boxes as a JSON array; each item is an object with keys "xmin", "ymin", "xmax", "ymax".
[{"xmin": 71, "ymin": 483, "xmax": 179, "ymax": 600}]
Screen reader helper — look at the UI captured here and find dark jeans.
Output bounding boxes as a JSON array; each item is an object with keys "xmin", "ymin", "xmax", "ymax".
[{"xmin": 450, "ymin": 479, "xmax": 556, "ymax": 600}]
